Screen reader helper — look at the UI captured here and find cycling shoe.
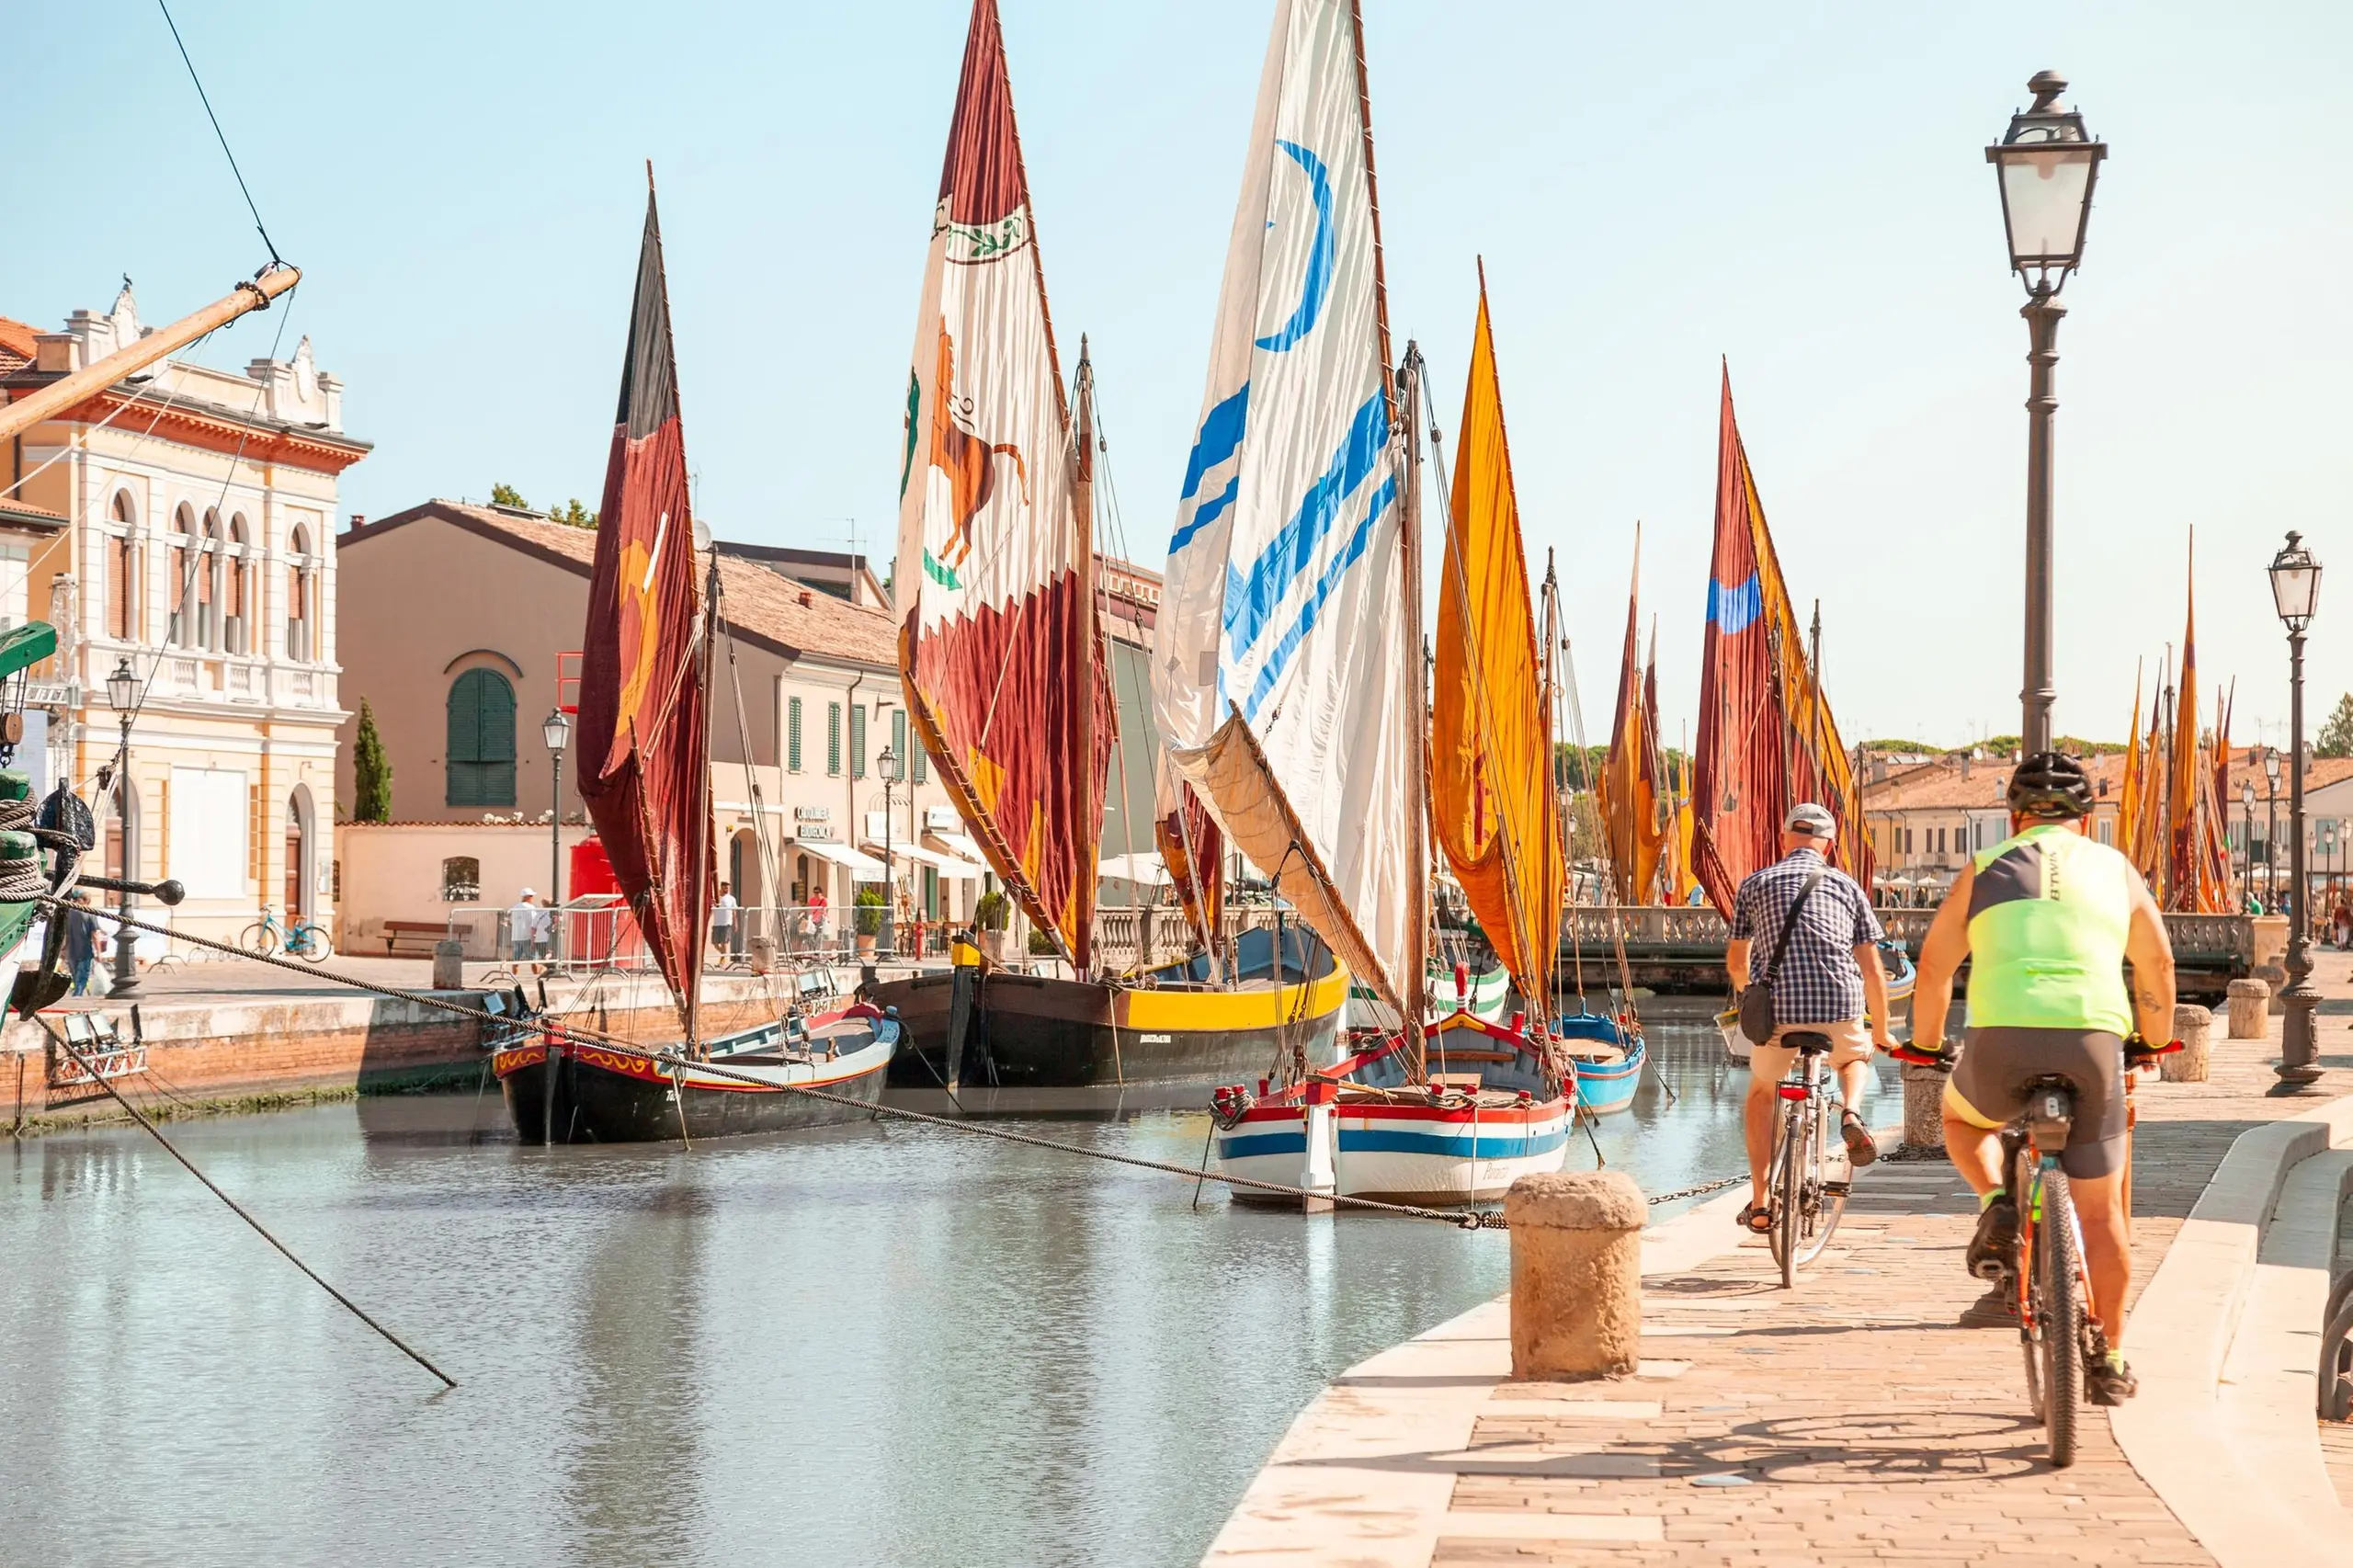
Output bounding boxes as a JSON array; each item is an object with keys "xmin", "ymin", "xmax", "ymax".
[{"xmin": 1966, "ymin": 1197, "xmax": 2018, "ymax": 1281}]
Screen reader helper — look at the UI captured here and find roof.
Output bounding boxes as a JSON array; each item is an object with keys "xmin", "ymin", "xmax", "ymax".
[
  {"xmin": 1864, "ymin": 748, "xmax": 2353, "ymax": 814},
  {"xmin": 347, "ymin": 499, "xmax": 898, "ymax": 666},
  {"xmin": 0, "ymin": 317, "xmax": 35, "ymax": 374},
  {"xmin": 0, "ymin": 498, "xmax": 68, "ymax": 533}
]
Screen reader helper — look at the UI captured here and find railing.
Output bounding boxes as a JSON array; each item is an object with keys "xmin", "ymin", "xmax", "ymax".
[{"xmin": 1562, "ymin": 904, "xmax": 2252, "ymax": 969}]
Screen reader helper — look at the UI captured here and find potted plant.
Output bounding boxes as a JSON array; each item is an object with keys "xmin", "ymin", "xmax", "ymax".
[
  {"xmin": 854, "ymin": 886, "xmax": 886, "ymax": 957},
  {"xmin": 975, "ymin": 890, "xmax": 1010, "ymax": 962}
]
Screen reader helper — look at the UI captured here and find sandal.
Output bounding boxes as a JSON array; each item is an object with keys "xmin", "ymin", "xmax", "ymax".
[
  {"xmin": 1737, "ymin": 1201, "xmax": 1774, "ymax": 1233},
  {"xmin": 1841, "ymin": 1111, "xmax": 1880, "ymax": 1168}
]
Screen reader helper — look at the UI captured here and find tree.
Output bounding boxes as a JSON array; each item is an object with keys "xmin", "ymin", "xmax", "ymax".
[
  {"xmin": 2318, "ymin": 694, "xmax": 2353, "ymax": 758},
  {"xmin": 353, "ymin": 698, "xmax": 392, "ymax": 822},
  {"xmin": 490, "ymin": 482, "xmax": 530, "ymax": 509},
  {"xmin": 547, "ymin": 498, "xmax": 597, "ymax": 529}
]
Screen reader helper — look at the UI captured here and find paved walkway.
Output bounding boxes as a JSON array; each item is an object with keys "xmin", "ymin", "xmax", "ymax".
[{"xmin": 1209, "ymin": 957, "xmax": 2353, "ymax": 1567}]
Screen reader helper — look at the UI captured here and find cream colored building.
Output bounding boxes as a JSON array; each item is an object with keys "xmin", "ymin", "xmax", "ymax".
[{"xmin": 0, "ymin": 287, "xmax": 364, "ymax": 945}]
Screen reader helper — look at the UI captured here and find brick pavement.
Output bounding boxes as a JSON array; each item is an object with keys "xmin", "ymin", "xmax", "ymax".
[{"xmin": 1420, "ymin": 967, "xmax": 2353, "ymax": 1567}]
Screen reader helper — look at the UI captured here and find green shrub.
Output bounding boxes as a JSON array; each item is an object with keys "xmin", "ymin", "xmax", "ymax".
[
  {"xmin": 975, "ymin": 890, "xmax": 1011, "ymax": 932},
  {"xmin": 854, "ymin": 886, "xmax": 886, "ymax": 937}
]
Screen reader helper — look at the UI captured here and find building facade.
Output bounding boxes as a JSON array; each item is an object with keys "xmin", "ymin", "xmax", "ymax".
[{"xmin": 0, "ymin": 286, "xmax": 365, "ymax": 945}]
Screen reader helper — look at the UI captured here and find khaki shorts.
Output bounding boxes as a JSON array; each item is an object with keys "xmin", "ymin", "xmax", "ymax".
[{"xmin": 1749, "ymin": 1017, "xmax": 1872, "ymax": 1085}]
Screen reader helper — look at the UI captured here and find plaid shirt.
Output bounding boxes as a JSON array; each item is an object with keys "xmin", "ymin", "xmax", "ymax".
[{"xmin": 1730, "ymin": 848, "xmax": 1884, "ymax": 1025}]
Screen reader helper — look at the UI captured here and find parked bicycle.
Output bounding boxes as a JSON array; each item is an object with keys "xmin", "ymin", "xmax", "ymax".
[
  {"xmin": 241, "ymin": 904, "xmax": 331, "ymax": 962},
  {"xmin": 1764, "ymin": 1028, "xmax": 1852, "ymax": 1288}
]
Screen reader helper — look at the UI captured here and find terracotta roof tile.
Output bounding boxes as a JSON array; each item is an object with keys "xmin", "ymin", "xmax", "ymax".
[
  {"xmin": 1863, "ymin": 748, "xmax": 2353, "ymax": 814},
  {"xmin": 0, "ymin": 316, "xmax": 37, "ymax": 374}
]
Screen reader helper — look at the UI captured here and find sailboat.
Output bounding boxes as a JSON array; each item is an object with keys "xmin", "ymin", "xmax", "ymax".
[
  {"xmin": 495, "ymin": 178, "xmax": 896, "ymax": 1142},
  {"xmin": 869, "ymin": 0, "xmax": 1345, "ymax": 1092},
  {"xmin": 1176, "ymin": 1, "xmax": 1569, "ymax": 1206}
]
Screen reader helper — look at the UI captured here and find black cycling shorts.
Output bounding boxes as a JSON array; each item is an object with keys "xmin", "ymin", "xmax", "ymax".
[{"xmin": 1943, "ymin": 1027, "xmax": 2127, "ymax": 1179}]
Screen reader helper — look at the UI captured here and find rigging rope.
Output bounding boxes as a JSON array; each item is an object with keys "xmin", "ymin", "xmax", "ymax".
[{"xmin": 155, "ymin": 0, "xmax": 284, "ymax": 265}]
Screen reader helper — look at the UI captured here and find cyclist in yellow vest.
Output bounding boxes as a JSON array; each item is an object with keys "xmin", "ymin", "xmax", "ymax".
[{"xmin": 1908, "ymin": 751, "xmax": 2177, "ymax": 1406}]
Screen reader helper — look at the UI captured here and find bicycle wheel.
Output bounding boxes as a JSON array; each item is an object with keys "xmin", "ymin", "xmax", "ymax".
[
  {"xmin": 1790, "ymin": 1099, "xmax": 1847, "ymax": 1267},
  {"xmin": 2039, "ymin": 1169, "xmax": 2085, "ymax": 1468},
  {"xmin": 239, "ymin": 921, "xmax": 278, "ymax": 957},
  {"xmin": 288, "ymin": 925, "xmax": 331, "ymax": 963},
  {"xmin": 2014, "ymin": 1147, "xmax": 2043, "ymax": 1419},
  {"xmin": 1771, "ymin": 1105, "xmax": 1804, "ymax": 1288}
]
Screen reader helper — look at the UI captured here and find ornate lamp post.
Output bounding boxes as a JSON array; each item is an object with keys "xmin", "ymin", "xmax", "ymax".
[
  {"xmin": 1989, "ymin": 72, "xmax": 2107, "ymax": 755},
  {"xmin": 877, "ymin": 743, "xmax": 899, "ymax": 960},
  {"xmin": 541, "ymin": 709, "xmax": 572, "ymax": 960},
  {"xmin": 105, "ymin": 657, "xmax": 141, "ymax": 996},
  {"xmin": 2269, "ymin": 531, "xmax": 2323, "ymax": 1085},
  {"xmin": 2242, "ymin": 779, "xmax": 2257, "ymax": 911}
]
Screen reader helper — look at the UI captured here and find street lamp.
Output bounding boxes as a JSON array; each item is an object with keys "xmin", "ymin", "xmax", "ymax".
[
  {"xmin": 2268, "ymin": 530, "xmax": 2323, "ymax": 1085},
  {"xmin": 1990, "ymin": 71, "xmax": 2107, "ymax": 756},
  {"xmin": 877, "ymin": 743, "xmax": 899, "ymax": 960},
  {"xmin": 542, "ymin": 708, "xmax": 572, "ymax": 961},
  {"xmin": 104, "ymin": 658, "xmax": 141, "ymax": 997},
  {"xmin": 2242, "ymin": 779, "xmax": 2257, "ymax": 912}
]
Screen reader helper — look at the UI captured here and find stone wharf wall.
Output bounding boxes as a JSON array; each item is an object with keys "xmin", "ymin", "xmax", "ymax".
[{"xmin": 1, "ymin": 974, "xmax": 779, "ymax": 1131}]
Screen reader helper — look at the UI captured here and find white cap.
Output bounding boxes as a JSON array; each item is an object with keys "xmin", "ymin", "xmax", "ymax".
[
  {"xmin": 518, "ymin": 887, "xmax": 537, "ymax": 899},
  {"xmin": 1783, "ymin": 803, "xmax": 1837, "ymax": 839}
]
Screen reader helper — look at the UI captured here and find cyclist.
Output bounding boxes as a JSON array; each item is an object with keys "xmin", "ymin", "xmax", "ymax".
[{"xmin": 1904, "ymin": 750, "xmax": 2176, "ymax": 1405}]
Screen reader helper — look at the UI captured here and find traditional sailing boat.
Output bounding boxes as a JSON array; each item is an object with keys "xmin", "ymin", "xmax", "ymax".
[
  {"xmin": 870, "ymin": 0, "xmax": 1344, "ymax": 1090},
  {"xmin": 1179, "ymin": 2, "xmax": 1568, "ymax": 1205},
  {"xmin": 495, "ymin": 178, "xmax": 896, "ymax": 1142}
]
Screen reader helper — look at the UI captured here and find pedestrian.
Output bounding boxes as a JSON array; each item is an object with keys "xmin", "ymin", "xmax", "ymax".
[
  {"xmin": 1725, "ymin": 801, "xmax": 1895, "ymax": 1235},
  {"xmin": 711, "ymin": 881, "xmax": 737, "ymax": 961},
  {"xmin": 807, "ymin": 885, "xmax": 830, "ymax": 949},
  {"xmin": 507, "ymin": 889, "xmax": 540, "ymax": 966},
  {"xmin": 534, "ymin": 896, "xmax": 558, "ymax": 963},
  {"xmin": 63, "ymin": 893, "xmax": 97, "ymax": 997}
]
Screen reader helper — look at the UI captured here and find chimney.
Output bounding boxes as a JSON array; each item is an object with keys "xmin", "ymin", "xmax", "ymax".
[
  {"xmin": 347, "ymin": 513, "xmax": 366, "ymax": 531},
  {"xmin": 1961, "ymin": 754, "xmax": 1972, "ymax": 781},
  {"xmin": 798, "ymin": 589, "xmax": 813, "ymax": 608}
]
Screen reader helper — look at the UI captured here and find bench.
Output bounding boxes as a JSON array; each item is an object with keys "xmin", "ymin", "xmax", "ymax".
[{"xmin": 381, "ymin": 920, "xmax": 448, "ymax": 958}]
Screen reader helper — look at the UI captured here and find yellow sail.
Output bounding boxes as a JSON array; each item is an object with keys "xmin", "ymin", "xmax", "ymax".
[
  {"xmin": 1431, "ymin": 272, "xmax": 1562, "ymax": 1000},
  {"xmin": 2118, "ymin": 662, "xmax": 2143, "ymax": 868},
  {"xmin": 1597, "ymin": 544, "xmax": 1665, "ymax": 903}
]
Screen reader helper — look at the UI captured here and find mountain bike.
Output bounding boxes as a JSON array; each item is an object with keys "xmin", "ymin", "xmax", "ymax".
[
  {"xmin": 1990, "ymin": 1077, "xmax": 2108, "ymax": 1468},
  {"xmin": 1766, "ymin": 1029, "xmax": 1852, "ymax": 1288},
  {"xmin": 241, "ymin": 903, "xmax": 331, "ymax": 962}
]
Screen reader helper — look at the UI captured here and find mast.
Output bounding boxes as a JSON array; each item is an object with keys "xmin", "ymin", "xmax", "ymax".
[
  {"xmin": 688, "ymin": 552, "xmax": 720, "ymax": 1052},
  {"xmin": 0, "ymin": 266, "xmax": 300, "ymax": 449},
  {"xmin": 1398, "ymin": 346, "xmax": 1430, "ymax": 1077},
  {"xmin": 1072, "ymin": 336, "xmax": 1098, "ymax": 976}
]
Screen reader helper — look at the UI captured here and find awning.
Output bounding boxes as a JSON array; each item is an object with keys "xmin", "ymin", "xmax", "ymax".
[
  {"xmin": 862, "ymin": 840, "xmax": 982, "ymax": 876},
  {"xmin": 1098, "ymin": 851, "xmax": 1168, "ymax": 885},
  {"xmin": 925, "ymin": 832, "xmax": 992, "ymax": 872},
  {"xmin": 796, "ymin": 840, "xmax": 889, "ymax": 881}
]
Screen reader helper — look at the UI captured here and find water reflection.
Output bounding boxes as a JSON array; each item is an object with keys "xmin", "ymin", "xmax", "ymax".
[{"xmin": 0, "ymin": 1018, "xmax": 1841, "ymax": 1565}]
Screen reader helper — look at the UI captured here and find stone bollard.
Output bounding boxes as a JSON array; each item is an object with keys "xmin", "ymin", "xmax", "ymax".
[
  {"xmin": 2165, "ymin": 1002, "xmax": 2213, "ymax": 1084},
  {"xmin": 2226, "ymin": 978, "xmax": 2270, "ymax": 1041},
  {"xmin": 2253, "ymin": 915, "xmax": 2290, "ymax": 1014},
  {"xmin": 432, "ymin": 939, "xmax": 465, "ymax": 991},
  {"xmin": 748, "ymin": 936, "xmax": 776, "ymax": 975},
  {"xmin": 1902, "ymin": 1058, "xmax": 1951, "ymax": 1154},
  {"xmin": 1506, "ymin": 1169, "xmax": 1644, "ymax": 1381}
]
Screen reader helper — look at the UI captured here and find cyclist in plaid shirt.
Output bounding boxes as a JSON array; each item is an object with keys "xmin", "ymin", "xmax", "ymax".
[{"xmin": 1726, "ymin": 802, "xmax": 1895, "ymax": 1233}]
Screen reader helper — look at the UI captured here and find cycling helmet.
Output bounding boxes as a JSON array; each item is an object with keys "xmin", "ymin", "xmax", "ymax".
[{"xmin": 2006, "ymin": 750, "xmax": 2094, "ymax": 820}]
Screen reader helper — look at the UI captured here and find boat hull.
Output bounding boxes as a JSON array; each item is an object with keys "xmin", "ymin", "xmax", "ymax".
[
  {"xmin": 494, "ymin": 1015, "xmax": 892, "ymax": 1144},
  {"xmin": 871, "ymin": 949, "xmax": 1347, "ymax": 1090},
  {"xmin": 1569, "ymin": 1033, "xmax": 1644, "ymax": 1115}
]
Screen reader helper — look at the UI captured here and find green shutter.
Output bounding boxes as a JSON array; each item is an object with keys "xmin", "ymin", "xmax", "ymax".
[
  {"xmin": 446, "ymin": 668, "xmax": 517, "ymax": 807},
  {"xmin": 828, "ymin": 702, "xmax": 842, "ymax": 777},
  {"xmin": 788, "ymin": 698, "xmax": 803, "ymax": 773},
  {"xmin": 851, "ymin": 704, "xmax": 868, "ymax": 778},
  {"xmin": 912, "ymin": 728, "xmax": 927, "ymax": 784},
  {"xmin": 891, "ymin": 710, "xmax": 907, "ymax": 781}
]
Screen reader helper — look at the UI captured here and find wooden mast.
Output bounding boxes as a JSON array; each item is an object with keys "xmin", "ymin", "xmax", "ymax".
[
  {"xmin": 1398, "ymin": 347, "xmax": 1431, "ymax": 1081},
  {"xmin": 0, "ymin": 267, "xmax": 299, "ymax": 448},
  {"xmin": 1071, "ymin": 336, "xmax": 1098, "ymax": 976}
]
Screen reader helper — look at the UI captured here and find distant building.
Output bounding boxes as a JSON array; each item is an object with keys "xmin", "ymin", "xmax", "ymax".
[
  {"xmin": 0, "ymin": 284, "xmax": 366, "ymax": 944},
  {"xmin": 712, "ymin": 541, "xmax": 888, "ymax": 608}
]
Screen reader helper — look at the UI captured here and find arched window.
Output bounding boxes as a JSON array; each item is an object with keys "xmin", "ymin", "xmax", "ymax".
[
  {"xmin": 225, "ymin": 515, "xmax": 252, "ymax": 654},
  {"xmin": 285, "ymin": 523, "xmax": 316, "ymax": 662},
  {"xmin": 196, "ymin": 507, "xmax": 222, "ymax": 649},
  {"xmin": 446, "ymin": 668, "xmax": 517, "ymax": 807},
  {"xmin": 169, "ymin": 504, "xmax": 195, "ymax": 648},
  {"xmin": 107, "ymin": 493, "xmax": 139, "ymax": 642}
]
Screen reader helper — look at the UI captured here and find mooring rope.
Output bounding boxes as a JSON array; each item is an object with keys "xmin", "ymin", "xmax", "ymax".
[{"xmin": 37, "ymin": 898, "xmax": 1747, "ymax": 1227}]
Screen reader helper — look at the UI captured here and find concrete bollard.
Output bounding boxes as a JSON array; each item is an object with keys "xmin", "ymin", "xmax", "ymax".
[
  {"xmin": 2226, "ymin": 978, "xmax": 2270, "ymax": 1041},
  {"xmin": 1902, "ymin": 1058, "xmax": 1951, "ymax": 1154},
  {"xmin": 748, "ymin": 936, "xmax": 776, "ymax": 975},
  {"xmin": 432, "ymin": 939, "xmax": 465, "ymax": 991},
  {"xmin": 2165, "ymin": 1003, "xmax": 2213, "ymax": 1084},
  {"xmin": 1506, "ymin": 1169, "xmax": 1644, "ymax": 1381}
]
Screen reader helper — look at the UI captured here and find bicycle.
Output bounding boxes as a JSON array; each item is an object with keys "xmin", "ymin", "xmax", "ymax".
[
  {"xmin": 1765, "ymin": 1029, "xmax": 1852, "ymax": 1288},
  {"xmin": 240, "ymin": 904, "xmax": 332, "ymax": 962}
]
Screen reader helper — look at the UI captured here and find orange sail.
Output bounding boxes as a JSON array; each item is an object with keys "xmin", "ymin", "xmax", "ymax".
[
  {"xmin": 2118, "ymin": 662, "xmax": 2143, "ymax": 868},
  {"xmin": 2168, "ymin": 544, "xmax": 2201, "ymax": 908},
  {"xmin": 1597, "ymin": 542, "xmax": 1664, "ymax": 903},
  {"xmin": 1430, "ymin": 272, "xmax": 1562, "ymax": 1000}
]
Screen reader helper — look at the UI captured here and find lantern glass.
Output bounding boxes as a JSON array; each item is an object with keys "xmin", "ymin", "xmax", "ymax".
[
  {"xmin": 542, "ymin": 709, "xmax": 574, "ymax": 754},
  {"xmin": 2269, "ymin": 532, "xmax": 2322, "ymax": 631},
  {"xmin": 1988, "ymin": 74, "xmax": 2105, "ymax": 284},
  {"xmin": 106, "ymin": 658, "xmax": 138, "ymax": 712}
]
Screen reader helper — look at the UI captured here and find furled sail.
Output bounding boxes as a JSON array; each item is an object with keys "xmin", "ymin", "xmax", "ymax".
[
  {"xmin": 1154, "ymin": 757, "xmax": 1226, "ymax": 958},
  {"xmin": 1597, "ymin": 537, "xmax": 1665, "ymax": 904},
  {"xmin": 576, "ymin": 180, "xmax": 711, "ymax": 1011},
  {"xmin": 2168, "ymin": 542, "xmax": 2202, "ymax": 909},
  {"xmin": 895, "ymin": 0, "xmax": 1110, "ymax": 967},
  {"xmin": 1151, "ymin": 0, "xmax": 1419, "ymax": 1014},
  {"xmin": 1430, "ymin": 271, "xmax": 1560, "ymax": 1003},
  {"xmin": 2119, "ymin": 662, "xmax": 2144, "ymax": 869},
  {"xmin": 1689, "ymin": 367, "xmax": 1870, "ymax": 915}
]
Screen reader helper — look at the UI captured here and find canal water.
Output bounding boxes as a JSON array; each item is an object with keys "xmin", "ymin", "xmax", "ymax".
[{"xmin": 0, "ymin": 1019, "xmax": 1899, "ymax": 1566}]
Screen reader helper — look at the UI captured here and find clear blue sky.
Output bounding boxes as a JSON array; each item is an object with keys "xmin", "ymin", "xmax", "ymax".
[{"xmin": 16, "ymin": 2, "xmax": 2353, "ymax": 752}]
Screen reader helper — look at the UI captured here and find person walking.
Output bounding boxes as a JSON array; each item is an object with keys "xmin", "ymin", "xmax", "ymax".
[
  {"xmin": 507, "ymin": 889, "xmax": 540, "ymax": 967},
  {"xmin": 711, "ymin": 881, "xmax": 738, "ymax": 963},
  {"xmin": 1726, "ymin": 801, "xmax": 1894, "ymax": 1236},
  {"xmin": 63, "ymin": 893, "xmax": 98, "ymax": 997}
]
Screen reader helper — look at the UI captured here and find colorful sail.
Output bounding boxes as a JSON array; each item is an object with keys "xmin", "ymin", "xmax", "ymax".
[
  {"xmin": 1430, "ymin": 271, "xmax": 1561, "ymax": 1000},
  {"xmin": 2119, "ymin": 662, "xmax": 2143, "ymax": 869},
  {"xmin": 2169, "ymin": 549, "xmax": 2200, "ymax": 907},
  {"xmin": 1154, "ymin": 756, "xmax": 1226, "ymax": 957},
  {"xmin": 1689, "ymin": 367, "xmax": 1870, "ymax": 915},
  {"xmin": 576, "ymin": 181, "xmax": 710, "ymax": 1012},
  {"xmin": 1152, "ymin": 0, "xmax": 1420, "ymax": 1013},
  {"xmin": 896, "ymin": 0, "xmax": 1109, "ymax": 967},
  {"xmin": 1597, "ymin": 537, "xmax": 1663, "ymax": 903}
]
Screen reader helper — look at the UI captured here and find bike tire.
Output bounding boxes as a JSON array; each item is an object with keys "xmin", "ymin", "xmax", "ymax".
[
  {"xmin": 1772, "ymin": 1106, "xmax": 1803, "ymax": 1289},
  {"xmin": 2040, "ymin": 1169, "xmax": 2085, "ymax": 1468},
  {"xmin": 290, "ymin": 926, "xmax": 331, "ymax": 963},
  {"xmin": 2014, "ymin": 1147, "xmax": 2043, "ymax": 1421},
  {"xmin": 239, "ymin": 922, "xmax": 278, "ymax": 957},
  {"xmin": 1793, "ymin": 1100, "xmax": 1846, "ymax": 1267}
]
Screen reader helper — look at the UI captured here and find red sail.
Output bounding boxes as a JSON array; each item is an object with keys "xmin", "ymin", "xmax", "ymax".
[
  {"xmin": 1690, "ymin": 367, "xmax": 1870, "ymax": 915},
  {"xmin": 575, "ymin": 184, "xmax": 710, "ymax": 1009}
]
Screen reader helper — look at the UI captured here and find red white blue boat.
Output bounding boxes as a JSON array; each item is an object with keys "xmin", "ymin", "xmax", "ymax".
[{"xmin": 1555, "ymin": 1010, "xmax": 1644, "ymax": 1116}]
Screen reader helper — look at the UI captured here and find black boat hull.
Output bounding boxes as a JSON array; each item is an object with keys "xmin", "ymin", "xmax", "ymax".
[{"xmin": 494, "ymin": 1031, "xmax": 892, "ymax": 1144}]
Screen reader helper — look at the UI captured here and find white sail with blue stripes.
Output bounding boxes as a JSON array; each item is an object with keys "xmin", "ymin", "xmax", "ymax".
[{"xmin": 1150, "ymin": 0, "xmax": 1416, "ymax": 1013}]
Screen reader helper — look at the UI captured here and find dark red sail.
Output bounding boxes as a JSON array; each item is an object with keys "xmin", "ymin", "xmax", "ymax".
[{"xmin": 575, "ymin": 182, "xmax": 710, "ymax": 1010}]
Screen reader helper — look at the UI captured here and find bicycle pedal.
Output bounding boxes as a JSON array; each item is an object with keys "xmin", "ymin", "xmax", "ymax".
[{"xmin": 1823, "ymin": 1181, "xmax": 1850, "ymax": 1197}]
